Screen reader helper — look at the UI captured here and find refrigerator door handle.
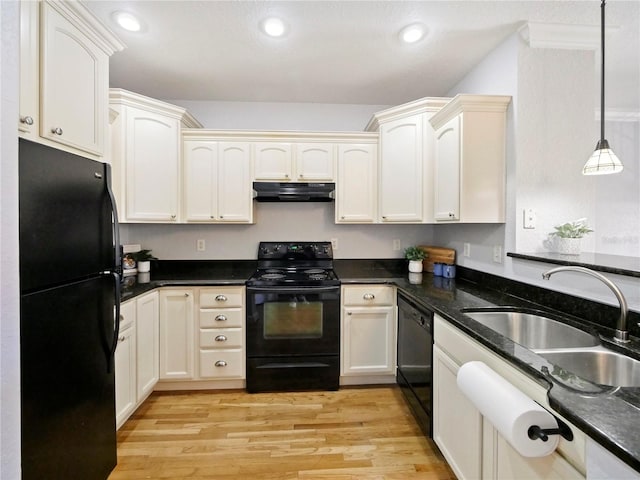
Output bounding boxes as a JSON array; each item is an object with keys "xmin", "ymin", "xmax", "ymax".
[
  {"xmin": 107, "ymin": 271, "xmax": 121, "ymax": 373},
  {"xmin": 104, "ymin": 163, "xmax": 121, "ymax": 272}
]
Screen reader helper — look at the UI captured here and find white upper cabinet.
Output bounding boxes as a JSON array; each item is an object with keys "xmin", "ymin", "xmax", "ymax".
[
  {"xmin": 183, "ymin": 135, "xmax": 253, "ymax": 223},
  {"xmin": 109, "ymin": 89, "xmax": 202, "ymax": 223},
  {"xmin": 336, "ymin": 142, "xmax": 378, "ymax": 223},
  {"xmin": 20, "ymin": 1, "xmax": 125, "ymax": 159},
  {"xmin": 430, "ymin": 94, "xmax": 511, "ymax": 223},
  {"xmin": 366, "ymin": 97, "xmax": 449, "ymax": 224},
  {"xmin": 295, "ymin": 143, "xmax": 335, "ymax": 181},
  {"xmin": 253, "ymin": 136, "xmax": 336, "ymax": 182}
]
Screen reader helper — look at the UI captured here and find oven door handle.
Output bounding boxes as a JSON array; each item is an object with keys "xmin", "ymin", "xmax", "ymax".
[{"xmin": 246, "ymin": 285, "xmax": 340, "ymax": 294}]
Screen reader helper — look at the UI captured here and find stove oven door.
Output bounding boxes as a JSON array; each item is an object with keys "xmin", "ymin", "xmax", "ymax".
[{"xmin": 245, "ymin": 285, "xmax": 340, "ymax": 392}]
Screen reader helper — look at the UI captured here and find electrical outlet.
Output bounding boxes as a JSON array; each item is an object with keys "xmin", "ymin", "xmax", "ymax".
[
  {"xmin": 463, "ymin": 243, "xmax": 471, "ymax": 257},
  {"xmin": 523, "ymin": 209, "xmax": 536, "ymax": 229},
  {"xmin": 196, "ymin": 239, "xmax": 206, "ymax": 252},
  {"xmin": 330, "ymin": 238, "xmax": 338, "ymax": 250},
  {"xmin": 393, "ymin": 239, "xmax": 402, "ymax": 251},
  {"xmin": 493, "ymin": 245, "xmax": 503, "ymax": 263}
]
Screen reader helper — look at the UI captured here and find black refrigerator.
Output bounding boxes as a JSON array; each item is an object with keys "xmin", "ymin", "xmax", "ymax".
[{"xmin": 19, "ymin": 138, "xmax": 121, "ymax": 479}]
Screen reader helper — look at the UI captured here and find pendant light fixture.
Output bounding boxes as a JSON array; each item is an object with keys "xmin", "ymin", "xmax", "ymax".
[{"xmin": 582, "ymin": 0, "xmax": 623, "ymax": 175}]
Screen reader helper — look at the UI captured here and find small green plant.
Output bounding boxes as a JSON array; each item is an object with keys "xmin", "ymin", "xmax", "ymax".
[
  {"xmin": 129, "ymin": 249, "xmax": 157, "ymax": 261},
  {"xmin": 404, "ymin": 246, "xmax": 427, "ymax": 261},
  {"xmin": 550, "ymin": 218, "xmax": 593, "ymax": 239}
]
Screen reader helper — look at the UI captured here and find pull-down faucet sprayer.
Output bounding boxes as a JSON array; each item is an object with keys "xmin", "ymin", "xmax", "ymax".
[{"xmin": 542, "ymin": 266, "xmax": 629, "ymax": 343}]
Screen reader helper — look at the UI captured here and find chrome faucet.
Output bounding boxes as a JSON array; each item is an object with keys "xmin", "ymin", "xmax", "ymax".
[{"xmin": 542, "ymin": 266, "xmax": 629, "ymax": 343}]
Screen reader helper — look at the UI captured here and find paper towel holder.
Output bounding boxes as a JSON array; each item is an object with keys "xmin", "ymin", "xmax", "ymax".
[{"xmin": 528, "ymin": 420, "xmax": 574, "ymax": 442}]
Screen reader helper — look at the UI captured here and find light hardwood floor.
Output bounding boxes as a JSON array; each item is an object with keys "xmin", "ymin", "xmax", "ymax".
[{"xmin": 109, "ymin": 386, "xmax": 456, "ymax": 480}]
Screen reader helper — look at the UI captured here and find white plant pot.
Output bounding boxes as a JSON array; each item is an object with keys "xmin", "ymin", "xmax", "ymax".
[
  {"xmin": 137, "ymin": 260, "xmax": 151, "ymax": 273},
  {"xmin": 408, "ymin": 260, "xmax": 423, "ymax": 272},
  {"xmin": 556, "ymin": 238, "xmax": 581, "ymax": 255}
]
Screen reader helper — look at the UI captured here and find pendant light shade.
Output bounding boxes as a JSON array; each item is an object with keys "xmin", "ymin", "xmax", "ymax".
[{"xmin": 582, "ymin": 0, "xmax": 623, "ymax": 176}]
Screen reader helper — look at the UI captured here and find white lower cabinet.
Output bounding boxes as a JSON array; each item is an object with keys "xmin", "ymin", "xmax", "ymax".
[
  {"xmin": 433, "ymin": 315, "xmax": 586, "ymax": 480},
  {"xmin": 159, "ymin": 289, "xmax": 195, "ymax": 380},
  {"xmin": 136, "ymin": 291, "xmax": 159, "ymax": 400},
  {"xmin": 341, "ymin": 285, "xmax": 396, "ymax": 382},
  {"xmin": 115, "ymin": 300, "xmax": 136, "ymax": 429},
  {"xmin": 197, "ymin": 287, "xmax": 245, "ymax": 380}
]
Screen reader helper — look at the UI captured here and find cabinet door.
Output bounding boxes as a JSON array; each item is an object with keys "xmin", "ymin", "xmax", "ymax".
[
  {"xmin": 19, "ymin": 0, "xmax": 39, "ymax": 138},
  {"xmin": 434, "ymin": 115, "xmax": 461, "ymax": 221},
  {"xmin": 433, "ymin": 345, "xmax": 483, "ymax": 480},
  {"xmin": 159, "ymin": 289, "xmax": 194, "ymax": 380},
  {"xmin": 379, "ymin": 116, "xmax": 423, "ymax": 222},
  {"xmin": 40, "ymin": 2, "xmax": 107, "ymax": 156},
  {"xmin": 136, "ymin": 291, "xmax": 159, "ymax": 401},
  {"xmin": 254, "ymin": 142, "xmax": 292, "ymax": 180},
  {"xmin": 341, "ymin": 305, "xmax": 396, "ymax": 375},
  {"xmin": 115, "ymin": 301, "xmax": 136, "ymax": 429},
  {"xmin": 217, "ymin": 142, "xmax": 253, "ymax": 222},
  {"xmin": 336, "ymin": 144, "xmax": 377, "ymax": 223},
  {"xmin": 295, "ymin": 143, "xmax": 335, "ymax": 181},
  {"xmin": 183, "ymin": 140, "xmax": 218, "ymax": 222},
  {"xmin": 125, "ymin": 108, "xmax": 180, "ymax": 221}
]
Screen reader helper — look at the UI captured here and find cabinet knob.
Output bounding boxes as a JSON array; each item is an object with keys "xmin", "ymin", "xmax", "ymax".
[
  {"xmin": 347, "ymin": 312, "xmax": 352, "ymax": 316},
  {"xmin": 363, "ymin": 293, "xmax": 375, "ymax": 300},
  {"xmin": 118, "ymin": 335, "xmax": 126, "ymax": 342},
  {"xmin": 299, "ymin": 174, "xmax": 304, "ymax": 178},
  {"xmin": 119, "ymin": 314, "xmax": 124, "ymax": 321},
  {"xmin": 51, "ymin": 127, "xmax": 63, "ymax": 135},
  {"xmin": 20, "ymin": 115, "xmax": 34, "ymax": 125},
  {"xmin": 341, "ymin": 216, "xmax": 345, "ymax": 219},
  {"xmin": 171, "ymin": 214, "xmax": 176, "ymax": 220},
  {"xmin": 214, "ymin": 335, "xmax": 227, "ymax": 342},
  {"xmin": 215, "ymin": 360, "xmax": 227, "ymax": 367},
  {"xmin": 220, "ymin": 215, "xmax": 224, "ymax": 219},
  {"xmin": 210, "ymin": 215, "xmax": 215, "ymax": 219},
  {"xmin": 215, "ymin": 295, "xmax": 227, "ymax": 302},
  {"xmin": 284, "ymin": 174, "xmax": 289, "ymax": 178},
  {"xmin": 215, "ymin": 314, "xmax": 227, "ymax": 322},
  {"xmin": 449, "ymin": 212, "xmax": 455, "ymax": 218}
]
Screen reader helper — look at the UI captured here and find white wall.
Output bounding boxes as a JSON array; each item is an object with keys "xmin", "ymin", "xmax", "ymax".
[
  {"xmin": 436, "ymin": 29, "xmax": 640, "ymax": 312},
  {"xmin": 1, "ymin": 1, "xmax": 22, "ymax": 477},
  {"xmin": 123, "ymin": 202, "xmax": 435, "ymax": 260},
  {"xmin": 168, "ymin": 99, "xmax": 390, "ymax": 132}
]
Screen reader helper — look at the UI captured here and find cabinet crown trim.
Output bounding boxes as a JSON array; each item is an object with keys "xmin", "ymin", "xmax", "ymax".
[
  {"xmin": 365, "ymin": 96, "xmax": 451, "ymax": 132},
  {"xmin": 429, "ymin": 94, "xmax": 512, "ymax": 130},
  {"xmin": 45, "ymin": 0, "xmax": 126, "ymax": 55},
  {"xmin": 182, "ymin": 129, "xmax": 378, "ymax": 143},
  {"xmin": 109, "ymin": 88, "xmax": 203, "ymax": 127}
]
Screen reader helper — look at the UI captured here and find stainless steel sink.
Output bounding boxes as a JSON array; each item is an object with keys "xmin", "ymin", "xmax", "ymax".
[
  {"xmin": 462, "ymin": 309, "xmax": 599, "ymax": 349},
  {"xmin": 535, "ymin": 347, "xmax": 640, "ymax": 387}
]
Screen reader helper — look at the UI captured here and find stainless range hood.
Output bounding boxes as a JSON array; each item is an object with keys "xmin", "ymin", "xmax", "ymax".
[{"xmin": 253, "ymin": 182, "xmax": 335, "ymax": 202}]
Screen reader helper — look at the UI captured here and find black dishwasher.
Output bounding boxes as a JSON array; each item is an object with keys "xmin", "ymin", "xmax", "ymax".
[{"xmin": 397, "ymin": 292, "xmax": 434, "ymax": 437}]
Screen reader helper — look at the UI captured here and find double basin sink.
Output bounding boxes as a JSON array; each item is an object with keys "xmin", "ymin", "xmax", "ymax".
[{"xmin": 462, "ymin": 308, "xmax": 640, "ymax": 387}]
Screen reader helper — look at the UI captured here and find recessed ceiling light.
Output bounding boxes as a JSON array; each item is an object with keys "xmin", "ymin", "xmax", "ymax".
[
  {"xmin": 112, "ymin": 11, "xmax": 142, "ymax": 32},
  {"xmin": 399, "ymin": 23, "xmax": 426, "ymax": 44},
  {"xmin": 261, "ymin": 17, "xmax": 287, "ymax": 37}
]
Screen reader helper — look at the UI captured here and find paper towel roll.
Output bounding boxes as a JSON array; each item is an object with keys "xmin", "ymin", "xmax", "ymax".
[{"xmin": 457, "ymin": 361, "xmax": 560, "ymax": 458}]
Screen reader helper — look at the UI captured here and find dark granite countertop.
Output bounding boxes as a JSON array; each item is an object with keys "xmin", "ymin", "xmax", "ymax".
[
  {"xmin": 120, "ymin": 258, "xmax": 640, "ymax": 473},
  {"xmin": 508, "ymin": 251, "xmax": 640, "ymax": 278}
]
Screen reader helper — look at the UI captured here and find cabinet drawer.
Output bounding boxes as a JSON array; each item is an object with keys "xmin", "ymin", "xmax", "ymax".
[
  {"xmin": 200, "ymin": 288, "xmax": 244, "ymax": 308},
  {"xmin": 200, "ymin": 308, "xmax": 243, "ymax": 328},
  {"xmin": 199, "ymin": 350, "xmax": 244, "ymax": 378},
  {"xmin": 119, "ymin": 300, "xmax": 135, "ymax": 330},
  {"xmin": 342, "ymin": 285, "xmax": 395, "ymax": 306},
  {"xmin": 199, "ymin": 328, "xmax": 243, "ymax": 348}
]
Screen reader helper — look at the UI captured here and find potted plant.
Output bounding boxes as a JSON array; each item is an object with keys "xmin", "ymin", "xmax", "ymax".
[
  {"xmin": 129, "ymin": 249, "xmax": 157, "ymax": 273},
  {"xmin": 404, "ymin": 246, "xmax": 427, "ymax": 273},
  {"xmin": 550, "ymin": 218, "xmax": 593, "ymax": 255}
]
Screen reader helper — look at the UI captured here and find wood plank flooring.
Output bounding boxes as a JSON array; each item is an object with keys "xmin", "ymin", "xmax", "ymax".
[{"xmin": 109, "ymin": 386, "xmax": 456, "ymax": 480}]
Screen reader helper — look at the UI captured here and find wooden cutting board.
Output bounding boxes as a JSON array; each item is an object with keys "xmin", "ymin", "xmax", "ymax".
[{"xmin": 418, "ymin": 246, "xmax": 456, "ymax": 272}]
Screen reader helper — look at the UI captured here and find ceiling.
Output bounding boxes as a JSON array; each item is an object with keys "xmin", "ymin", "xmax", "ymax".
[{"xmin": 85, "ymin": 1, "xmax": 639, "ymax": 109}]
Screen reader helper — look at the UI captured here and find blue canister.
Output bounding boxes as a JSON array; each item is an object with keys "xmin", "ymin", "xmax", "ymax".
[
  {"xmin": 433, "ymin": 263, "xmax": 443, "ymax": 276},
  {"xmin": 442, "ymin": 264, "xmax": 456, "ymax": 279}
]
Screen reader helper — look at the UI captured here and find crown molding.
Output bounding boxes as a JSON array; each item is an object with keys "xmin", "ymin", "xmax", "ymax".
[{"xmin": 519, "ymin": 22, "xmax": 619, "ymax": 50}]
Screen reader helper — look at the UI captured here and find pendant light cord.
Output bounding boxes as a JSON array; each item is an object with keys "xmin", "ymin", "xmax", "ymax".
[{"xmin": 600, "ymin": 0, "xmax": 606, "ymax": 142}]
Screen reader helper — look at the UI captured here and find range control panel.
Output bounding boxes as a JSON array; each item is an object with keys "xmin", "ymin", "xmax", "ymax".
[{"xmin": 257, "ymin": 242, "xmax": 333, "ymax": 260}]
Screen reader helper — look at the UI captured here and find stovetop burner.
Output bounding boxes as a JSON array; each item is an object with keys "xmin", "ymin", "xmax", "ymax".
[{"xmin": 247, "ymin": 242, "xmax": 340, "ymax": 287}]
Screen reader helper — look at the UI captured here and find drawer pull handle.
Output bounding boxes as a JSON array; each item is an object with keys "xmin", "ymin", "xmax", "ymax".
[
  {"xmin": 51, "ymin": 127, "xmax": 63, "ymax": 135},
  {"xmin": 215, "ymin": 315, "xmax": 227, "ymax": 322},
  {"xmin": 215, "ymin": 360, "xmax": 227, "ymax": 367},
  {"xmin": 363, "ymin": 293, "xmax": 375, "ymax": 300},
  {"xmin": 21, "ymin": 115, "xmax": 34, "ymax": 125},
  {"xmin": 214, "ymin": 335, "xmax": 227, "ymax": 342},
  {"xmin": 215, "ymin": 295, "xmax": 227, "ymax": 302}
]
